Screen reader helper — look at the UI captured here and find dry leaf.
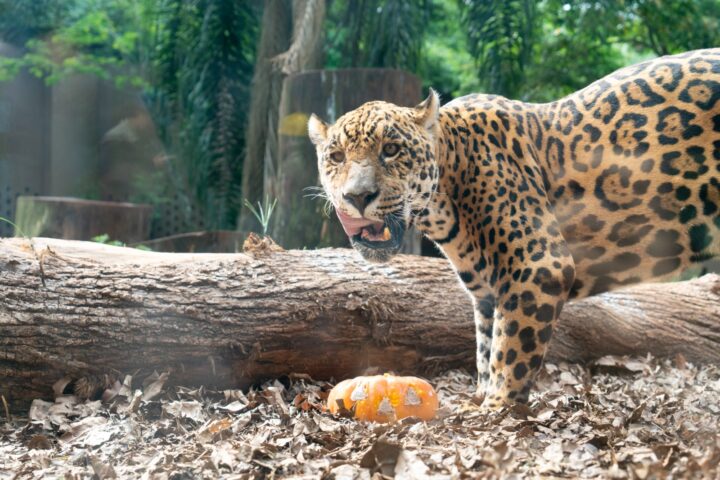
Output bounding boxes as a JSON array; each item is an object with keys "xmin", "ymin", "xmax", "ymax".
[
  {"xmin": 360, "ymin": 440, "xmax": 402, "ymax": 476},
  {"xmin": 1, "ymin": 356, "xmax": 718, "ymax": 479},
  {"xmin": 142, "ymin": 372, "xmax": 169, "ymax": 402},
  {"xmin": 164, "ymin": 400, "xmax": 207, "ymax": 423}
]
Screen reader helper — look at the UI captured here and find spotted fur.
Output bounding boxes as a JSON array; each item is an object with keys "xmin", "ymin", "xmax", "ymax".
[{"xmin": 309, "ymin": 49, "xmax": 720, "ymax": 409}]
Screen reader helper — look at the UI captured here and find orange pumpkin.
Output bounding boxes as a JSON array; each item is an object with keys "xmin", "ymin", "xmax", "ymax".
[{"xmin": 327, "ymin": 374, "xmax": 438, "ymax": 422}]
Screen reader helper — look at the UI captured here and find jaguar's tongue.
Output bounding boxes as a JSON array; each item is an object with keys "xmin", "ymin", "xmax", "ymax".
[{"xmin": 336, "ymin": 210, "xmax": 385, "ymax": 239}]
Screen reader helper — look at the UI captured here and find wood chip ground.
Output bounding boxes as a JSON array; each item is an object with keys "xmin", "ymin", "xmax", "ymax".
[{"xmin": 1, "ymin": 355, "xmax": 719, "ymax": 479}]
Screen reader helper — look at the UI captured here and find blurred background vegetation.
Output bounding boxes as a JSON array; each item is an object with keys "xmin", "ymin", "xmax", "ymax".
[{"xmin": 1, "ymin": 0, "xmax": 719, "ymax": 240}]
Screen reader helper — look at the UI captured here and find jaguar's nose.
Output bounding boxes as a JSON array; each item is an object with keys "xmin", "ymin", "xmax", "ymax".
[{"xmin": 343, "ymin": 190, "xmax": 379, "ymax": 216}]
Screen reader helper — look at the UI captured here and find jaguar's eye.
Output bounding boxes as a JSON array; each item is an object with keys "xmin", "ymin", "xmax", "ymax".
[
  {"xmin": 328, "ymin": 151, "xmax": 345, "ymax": 163},
  {"xmin": 382, "ymin": 143, "xmax": 400, "ymax": 157}
]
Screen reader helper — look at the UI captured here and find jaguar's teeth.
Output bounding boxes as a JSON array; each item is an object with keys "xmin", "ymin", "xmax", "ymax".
[{"xmin": 360, "ymin": 223, "xmax": 391, "ymax": 242}]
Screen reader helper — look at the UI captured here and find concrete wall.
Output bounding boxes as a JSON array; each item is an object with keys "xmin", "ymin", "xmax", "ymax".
[
  {"xmin": 0, "ymin": 41, "xmax": 50, "ymax": 235},
  {"xmin": 0, "ymin": 41, "xmax": 164, "ymax": 236},
  {"xmin": 49, "ymin": 74, "xmax": 101, "ymax": 197}
]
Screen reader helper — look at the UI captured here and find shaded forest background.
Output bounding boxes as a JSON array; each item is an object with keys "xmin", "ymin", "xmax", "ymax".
[{"xmin": 1, "ymin": 0, "xmax": 719, "ymax": 237}]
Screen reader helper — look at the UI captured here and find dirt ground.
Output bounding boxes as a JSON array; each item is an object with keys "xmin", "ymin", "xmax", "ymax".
[{"xmin": 1, "ymin": 355, "xmax": 719, "ymax": 479}]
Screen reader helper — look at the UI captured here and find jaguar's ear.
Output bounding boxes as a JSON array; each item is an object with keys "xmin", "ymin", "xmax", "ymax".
[
  {"xmin": 308, "ymin": 114, "xmax": 329, "ymax": 145},
  {"xmin": 413, "ymin": 88, "xmax": 440, "ymax": 130}
]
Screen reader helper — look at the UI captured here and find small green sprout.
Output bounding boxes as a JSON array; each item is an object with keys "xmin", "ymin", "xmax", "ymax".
[{"xmin": 243, "ymin": 196, "xmax": 278, "ymax": 236}]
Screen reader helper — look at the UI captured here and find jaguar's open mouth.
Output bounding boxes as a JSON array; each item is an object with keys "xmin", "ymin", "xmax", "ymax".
[{"xmin": 336, "ymin": 210, "xmax": 405, "ymax": 252}]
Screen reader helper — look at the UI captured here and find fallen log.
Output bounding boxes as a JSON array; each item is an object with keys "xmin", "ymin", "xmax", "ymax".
[{"xmin": 1, "ymin": 237, "xmax": 719, "ymax": 412}]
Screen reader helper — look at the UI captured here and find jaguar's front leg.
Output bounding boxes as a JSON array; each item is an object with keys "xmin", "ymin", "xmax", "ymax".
[
  {"xmin": 471, "ymin": 289, "xmax": 496, "ymax": 400},
  {"xmin": 482, "ymin": 247, "xmax": 575, "ymax": 410}
]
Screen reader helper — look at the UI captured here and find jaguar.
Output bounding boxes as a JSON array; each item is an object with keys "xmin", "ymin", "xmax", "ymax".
[{"xmin": 308, "ymin": 49, "xmax": 720, "ymax": 409}]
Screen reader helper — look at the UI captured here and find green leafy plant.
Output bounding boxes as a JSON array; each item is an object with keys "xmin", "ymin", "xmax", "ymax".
[
  {"xmin": 91, "ymin": 233, "xmax": 126, "ymax": 247},
  {"xmin": 91, "ymin": 233, "xmax": 152, "ymax": 251},
  {"xmin": 461, "ymin": 0, "xmax": 537, "ymax": 99},
  {"xmin": 0, "ymin": 0, "xmax": 150, "ymax": 87},
  {"xmin": 326, "ymin": 0, "xmax": 430, "ymax": 71},
  {"xmin": 243, "ymin": 196, "xmax": 278, "ymax": 236},
  {"xmin": 146, "ymin": 0, "xmax": 260, "ymax": 231}
]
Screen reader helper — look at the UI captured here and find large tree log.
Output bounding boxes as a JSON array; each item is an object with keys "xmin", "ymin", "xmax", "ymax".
[{"xmin": 1, "ymin": 237, "xmax": 719, "ymax": 412}]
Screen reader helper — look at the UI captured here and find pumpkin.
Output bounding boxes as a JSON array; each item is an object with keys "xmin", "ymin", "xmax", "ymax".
[{"xmin": 327, "ymin": 374, "xmax": 438, "ymax": 422}]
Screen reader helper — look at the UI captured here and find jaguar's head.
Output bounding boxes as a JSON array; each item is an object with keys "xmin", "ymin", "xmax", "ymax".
[{"xmin": 308, "ymin": 90, "xmax": 441, "ymax": 262}]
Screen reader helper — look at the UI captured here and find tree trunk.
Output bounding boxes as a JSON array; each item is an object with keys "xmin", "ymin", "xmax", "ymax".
[
  {"xmin": 1, "ymin": 237, "xmax": 719, "ymax": 413},
  {"xmin": 239, "ymin": 0, "xmax": 326, "ymax": 233},
  {"xmin": 238, "ymin": 0, "xmax": 293, "ymax": 233}
]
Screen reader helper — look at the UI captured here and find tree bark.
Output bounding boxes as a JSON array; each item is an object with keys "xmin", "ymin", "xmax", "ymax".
[
  {"xmin": 1, "ymin": 237, "xmax": 719, "ymax": 413},
  {"xmin": 239, "ymin": 0, "xmax": 326, "ymax": 233}
]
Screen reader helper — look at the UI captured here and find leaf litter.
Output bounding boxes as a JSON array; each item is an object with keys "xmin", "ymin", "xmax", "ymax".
[{"xmin": 1, "ymin": 355, "xmax": 718, "ymax": 479}]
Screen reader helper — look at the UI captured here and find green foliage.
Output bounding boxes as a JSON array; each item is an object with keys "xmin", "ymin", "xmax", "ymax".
[
  {"xmin": 0, "ymin": 0, "xmax": 70, "ymax": 44},
  {"xmin": 244, "ymin": 197, "xmax": 278, "ymax": 236},
  {"xmin": 145, "ymin": 0, "xmax": 259, "ymax": 230},
  {"xmin": 0, "ymin": 0, "xmax": 150, "ymax": 87},
  {"xmin": 323, "ymin": 0, "xmax": 719, "ymax": 104},
  {"xmin": 418, "ymin": 0, "xmax": 480, "ymax": 99},
  {"xmin": 521, "ymin": 0, "xmax": 628, "ymax": 101},
  {"xmin": 461, "ymin": 0, "xmax": 537, "ymax": 99},
  {"xmin": 624, "ymin": 0, "xmax": 720, "ymax": 55},
  {"xmin": 91, "ymin": 233, "xmax": 152, "ymax": 250},
  {"xmin": 457, "ymin": 0, "xmax": 720, "ymax": 101},
  {"xmin": 326, "ymin": 0, "xmax": 431, "ymax": 71},
  {"xmin": 91, "ymin": 233, "xmax": 125, "ymax": 247}
]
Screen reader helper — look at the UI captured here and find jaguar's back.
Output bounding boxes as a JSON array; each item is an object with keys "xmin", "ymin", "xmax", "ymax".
[{"xmin": 441, "ymin": 48, "xmax": 720, "ymax": 299}]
